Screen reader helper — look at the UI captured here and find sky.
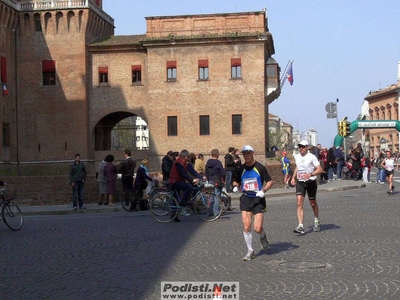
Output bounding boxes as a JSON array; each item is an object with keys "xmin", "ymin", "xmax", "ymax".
[{"xmin": 103, "ymin": 0, "xmax": 400, "ymax": 147}]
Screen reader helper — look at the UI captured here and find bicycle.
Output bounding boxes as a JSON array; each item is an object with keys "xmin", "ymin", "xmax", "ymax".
[
  {"xmin": 0, "ymin": 187, "xmax": 24, "ymax": 231},
  {"xmin": 121, "ymin": 179, "xmax": 163, "ymax": 212},
  {"xmin": 220, "ymin": 188, "xmax": 232, "ymax": 213},
  {"xmin": 149, "ymin": 181, "xmax": 223, "ymax": 223}
]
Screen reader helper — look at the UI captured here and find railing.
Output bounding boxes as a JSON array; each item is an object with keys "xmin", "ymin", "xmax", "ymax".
[
  {"xmin": 1, "ymin": 0, "xmax": 114, "ymax": 25},
  {"xmin": 19, "ymin": 1, "xmax": 89, "ymax": 11}
]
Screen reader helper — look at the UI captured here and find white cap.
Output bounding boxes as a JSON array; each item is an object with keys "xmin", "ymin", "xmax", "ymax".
[
  {"xmin": 241, "ymin": 145, "xmax": 254, "ymax": 152},
  {"xmin": 298, "ymin": 140, "xmax": 309, "ymax": 147}
]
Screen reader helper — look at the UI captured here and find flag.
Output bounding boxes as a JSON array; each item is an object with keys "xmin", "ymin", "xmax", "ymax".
[
  {"xmin": 286, "ymin": 62, "xmax": 294, "ymax": 85},
  {"xmin": 2, "ymin": 83, "xmax": 8, "ymax": 96}
]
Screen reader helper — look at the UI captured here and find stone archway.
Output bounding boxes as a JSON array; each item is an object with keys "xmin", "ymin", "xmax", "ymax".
[{"xmin": 94, "ymin": 112, "xmax": 149, "ymax": 151}]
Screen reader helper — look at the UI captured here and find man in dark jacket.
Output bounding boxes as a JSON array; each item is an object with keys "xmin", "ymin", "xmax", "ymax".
[
  {"xmin": 206, "ymin": 149, "xmax": 226, "ymax": 215},
  {"xmin": 161, "ymin": 150, "xmax": 175, "ymax": 183},
  {"xmin": 117, "ymin": 149, "xmax": 136, "ymax": 205},
  {"xmin": 334, "ymin": 146, "xmax": 344, "ymax": 179},
  {"xmin": 224, "ymin": 147, "xmax": 235, "ymax": 192},
  {"xmin": 69, "ymin": 153, "xmax": 87, "ymax": 210}
]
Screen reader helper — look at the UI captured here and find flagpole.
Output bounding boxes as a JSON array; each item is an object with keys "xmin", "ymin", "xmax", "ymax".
[{"xmin": 280, "ymin": 60, "xmax": 291, "ymax": 87}]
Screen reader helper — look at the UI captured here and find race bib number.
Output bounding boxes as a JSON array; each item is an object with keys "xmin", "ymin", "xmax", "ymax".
[
  {"xmin": 297, "ymin": 170, "xmax": 308, "ymax": 180},
  {"xmin": 243, "ymin": 177, "xmax": 259, "ymax": 192}
]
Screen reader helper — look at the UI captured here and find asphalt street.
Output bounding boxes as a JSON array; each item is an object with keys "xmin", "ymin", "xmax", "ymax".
[{"xmin": 0, "ymin": 177, "xmax": 399, "ymax": 299}]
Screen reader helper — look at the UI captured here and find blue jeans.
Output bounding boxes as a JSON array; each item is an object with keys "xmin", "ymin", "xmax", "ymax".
[
  {"xmin": 172, "ymin": 181, "xmax": 193, "ymax": 205},
  {"xmin": 225, "ymin": 170, "xmax": 233, "ymax": 192},
  {"xmin": 327, "ymin": 167, "xmax": 334, "ymax": 180},
  {"xmin": 376, "ymin": 169, "xmax": 381, "ymax": 182},
  {"xmin": 213, "ymin": 187, "xmax": 222, "ymax": 215},
  {"xmin": 72, "ymin": 181, "xmax": 85, "ymax": 208},
  {"xmin": 380, "ymin": 169, "xmax": 386, "ymax": 183},
  {"xmin": 336, "ymin": 161, "xmax": 343, "ymax": 179}
]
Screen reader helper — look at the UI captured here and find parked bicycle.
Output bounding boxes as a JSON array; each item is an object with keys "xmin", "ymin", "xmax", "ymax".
[
  {"xmin": 149, "ymin": 180, "xmax": 223, "ymax": 223},
  {"xmin": 220, "ymin": 188, "xmax": 232, "ymax": 213},
  {"xmin": 121, "ymin": 179, "xmax": 161, "ymax": 212},
  {"xmin": 0, "ymin": 187, "xmax": 24, "ymax": 231}
]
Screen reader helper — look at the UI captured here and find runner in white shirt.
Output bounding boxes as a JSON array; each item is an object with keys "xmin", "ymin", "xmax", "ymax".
[
  {"xmin": 382, "ymin": 149, "xmax": 395, "ymax": 194},
  {"xmin": 291, "ymin": 140, "xmax": 324, "ymax": 234}
]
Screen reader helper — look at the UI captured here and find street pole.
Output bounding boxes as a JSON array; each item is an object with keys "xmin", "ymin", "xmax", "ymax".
[{"xmin": 336, "ymin": 98, "xmax": 339, "ymax": 135}]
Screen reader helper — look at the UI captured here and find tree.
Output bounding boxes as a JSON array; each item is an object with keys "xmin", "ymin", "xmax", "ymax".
[{"xmin": 269, "ymin": 128, "xmax": 289, "ymax": 150}]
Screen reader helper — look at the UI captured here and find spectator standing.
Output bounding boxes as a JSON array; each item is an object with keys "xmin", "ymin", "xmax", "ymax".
[
  {"xmin": 232, "ymin": 145, "xmax": 273, "ymax": 261},
  {"xmin": 374, "ymin": 152, "xmax": 385, "ymax": 184},
  {"xmin": 69, "ymin": 153, "xmax": 87, "ymax": 210},
  {"xmin": 97, "ymin": 157, "xmax": 107, "ymax": 205},
  {"xmin": 131, "ymin": 159, "xmax": 153, "ymax": 211},
  {"xmin": 194, "ymin": 153, "xmax": 206, "ymax": 176},
  {"xmin": 334, "ymin": 146, "xmax": 344, "ymax": 180},
  {"xmin": 396, "ymin": 151, "xmax": 400, "ymax": 172},
  {"xmin": 205, "ymin": 149, "xmax": 226, "ymax": 216},
  {"xmin": 224, "ymin": 147, "xmax": 235, "ymax": 193},
  {"xmin": 319, "ymin": 147, "xmax": 328, "ymax": 182},
  {"xmin": 161, "ymin": 150, "xmax": 175, "ymax": 183},
  {"xmin": 104, "ymin": 154, "xmax": 118, "ymax": 206},
  {"xmin": 352, "ymin": 147, "xmax": 361, "ymax": 180},
  {"xmin": 291, "ymin": 140, "xmax": 323, "ymax": 234},
  {"xmin": 362, "ymin": 155, "xmax": 371, "ymax": 183},
  {"xmin": 233, "ymin": 148, "xmax": 242, "ymax": 184},
  {"xmin": 312, "ymin": 144, "xmax": 321, "ymax": 158},
  {"xmin": 188, "ymin": 153, "xmax": 204, "ymax": 180},
  {"xmin": 326, "ymin": 147, "xmax": 336, "ymax": 182},
  {"xmin": 117, "ymin": 149, "xmax": 136, "ymax": 206}
]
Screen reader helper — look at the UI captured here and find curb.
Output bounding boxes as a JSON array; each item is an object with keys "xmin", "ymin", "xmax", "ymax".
[{"xmin": 20, "ymin": 183, "xmax": 366, "ymax": 216}]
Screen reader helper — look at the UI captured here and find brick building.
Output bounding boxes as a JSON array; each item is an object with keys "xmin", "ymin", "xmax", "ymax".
[
  {"xmin": 364, "ymin": 83, "xmax": 400, "ymax": 156},
  {"xmin": 0, "ymin": 0, "xmax": 281, "ymax": 176}
]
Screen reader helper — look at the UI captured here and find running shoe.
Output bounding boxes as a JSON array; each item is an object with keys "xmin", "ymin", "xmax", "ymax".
[
  {"xmin": 243, "ymin": 250, "xmax": 255, "ymax": 261},
  {"xmin": 293, "ymin": 225, "xmax": 305, "ymax": 234},
  {"xmin": 313, "ymin": 220, "xmax": 320, "ymax": 232},
  {"xmin": 260, "ymin": 234, "xmax": 269, "ymax": 250}
]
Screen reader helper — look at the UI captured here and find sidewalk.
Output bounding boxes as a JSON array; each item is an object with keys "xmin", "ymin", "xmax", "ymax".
[{"xmin": 19, "ymin": 179, "xmax": 366, "ymax": 216}]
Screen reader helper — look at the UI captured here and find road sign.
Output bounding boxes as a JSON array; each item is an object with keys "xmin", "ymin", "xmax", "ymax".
[{"xmin": 325, "ymin": 102, "xmax": 337, "ymax": 113}]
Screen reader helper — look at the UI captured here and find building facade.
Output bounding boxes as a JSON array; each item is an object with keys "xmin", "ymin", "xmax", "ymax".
[
  {"xmin": 364, "ymin": 83, "xmax": 400, "ymax": 157},
  {"xmin": 0, "ymin": 0, "xmax": 280, "ymax": 175}
]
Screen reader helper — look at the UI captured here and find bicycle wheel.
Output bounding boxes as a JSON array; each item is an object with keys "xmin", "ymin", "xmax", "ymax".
[
  {"xmin": 193, "ymin": 192, "xmax": 222, "ymax": 222},
  {"xmin": 121, "ymin": 190, "xmax": 137, "ymax": 212},
  {"xmin": 2, "ymin": 201, "xmax": 24, "ymax": 231},
  {"xmin": 150, "ymin": 193, "xmax": 179, "ymax": 223},
  {"xmin": 220, "ymin": 191, "xmax": 231, "ymax": 214}
]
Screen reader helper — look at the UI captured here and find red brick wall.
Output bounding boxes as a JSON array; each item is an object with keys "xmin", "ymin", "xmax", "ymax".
[{"xmin": 1, "ymin": 163, "xmax": 290, "ymax": 205}]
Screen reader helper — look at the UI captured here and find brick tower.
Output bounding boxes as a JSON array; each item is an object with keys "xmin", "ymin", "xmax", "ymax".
[{"xmin": 0, "ymin": 0, "xmax": 113, "ymax": 175}]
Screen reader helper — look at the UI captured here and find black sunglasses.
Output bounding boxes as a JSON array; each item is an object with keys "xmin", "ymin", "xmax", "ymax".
[{"xmin": 298, "ymin": 145, "xmax": 307, "ymax": 148}]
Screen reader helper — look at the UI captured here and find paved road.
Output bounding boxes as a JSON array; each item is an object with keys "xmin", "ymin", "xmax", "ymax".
[{"xmin": 0, "ymin": 179, "xmax": 399, "ymax": 299}]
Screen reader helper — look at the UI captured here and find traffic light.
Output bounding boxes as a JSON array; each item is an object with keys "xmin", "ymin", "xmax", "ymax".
[
  {"xmin": 338, "ymin": 121, "xmax": 342, "ymax": 136},
  {"xmin": 345, "ymin": 121, "xmax": 351, "ymax": 136},
  {"xmin": 338, "ymin": 121, "xmax": 346, "ymax": 136}
]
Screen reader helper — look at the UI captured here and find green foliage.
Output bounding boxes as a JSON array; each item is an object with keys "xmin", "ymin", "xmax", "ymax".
[{"xmin": 268, "ymin": 128, "xmax": 288, "ymax": 150}]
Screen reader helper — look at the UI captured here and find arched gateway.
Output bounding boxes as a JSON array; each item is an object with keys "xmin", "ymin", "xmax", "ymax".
[{"xmin": 95, "ymin": 112, "xmax": 149, "ymax": 151}]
